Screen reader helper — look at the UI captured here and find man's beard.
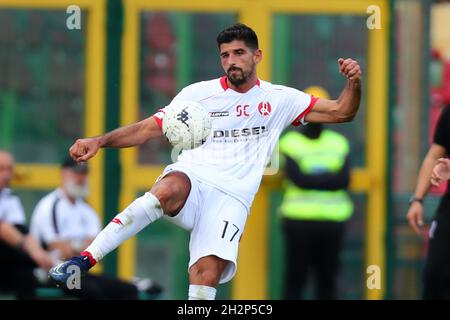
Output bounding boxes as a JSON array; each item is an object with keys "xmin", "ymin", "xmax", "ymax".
[
  {"xmin": 226, "ymin": 66, "xmax": 253, "ymax": 87},
  {"xmin": 65, "ymin": 180, "xmax": 90, "ymax": 199}
]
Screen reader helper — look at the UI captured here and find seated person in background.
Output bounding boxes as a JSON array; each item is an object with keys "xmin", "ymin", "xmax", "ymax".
[
  {"xmin": 31, "ymin": 157, "xmax": 162, "ymax": 300},
  {"xmin": 0, "ymin": 150, "xmax": 54, "ymax": 299}
]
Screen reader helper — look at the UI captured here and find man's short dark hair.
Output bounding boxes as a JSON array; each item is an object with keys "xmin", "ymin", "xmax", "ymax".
[{"xmin": 216, "ymin": 23, "xmax": 259, "ymax": 50}]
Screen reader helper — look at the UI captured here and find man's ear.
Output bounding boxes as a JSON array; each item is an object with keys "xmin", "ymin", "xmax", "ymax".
[{"xmin": 254, "ymin": 49, "xmax": 262, "ymax": 64}]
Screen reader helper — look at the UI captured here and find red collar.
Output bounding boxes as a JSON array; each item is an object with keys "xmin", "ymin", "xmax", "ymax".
[{"xmin": 220, "ymin": 76, "xmax": 260, "ymax": 91}]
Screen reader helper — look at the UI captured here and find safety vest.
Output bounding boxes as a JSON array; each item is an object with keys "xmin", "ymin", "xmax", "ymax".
[{"xmin": 279, "ymin": 130, "xmax": 353, "ymax": 222}]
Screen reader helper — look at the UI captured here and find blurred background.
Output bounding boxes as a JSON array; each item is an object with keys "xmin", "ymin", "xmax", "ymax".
[{"xmin": 0, "ymin": 0, "xmax": 449, "ymax": 299}]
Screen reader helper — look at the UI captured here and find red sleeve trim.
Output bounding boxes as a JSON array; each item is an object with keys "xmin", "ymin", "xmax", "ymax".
[
  {"xmin": 153, "ymin": 115, "xmax": 162, "ymax": 128},
  {"xmin": 152, "ymin": 108, "xmax": 165, "ymax": 129},
  {"xmin": 291, "ymin": 96, "xmax": 319, "ymax": 127}
]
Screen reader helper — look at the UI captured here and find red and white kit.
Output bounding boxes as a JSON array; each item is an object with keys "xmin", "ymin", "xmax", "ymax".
[{"xmin": 153, "ymin": 77, "xmax": 317, "ymax": 283}]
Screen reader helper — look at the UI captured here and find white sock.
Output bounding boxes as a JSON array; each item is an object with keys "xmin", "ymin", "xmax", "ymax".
[
  {"xmin": 84, "ymin": 192, "xmax": 163, "ymax": 262},
  {"xmin": 188, "ymin": 285, "xmax": 217, "ymax": 300}
]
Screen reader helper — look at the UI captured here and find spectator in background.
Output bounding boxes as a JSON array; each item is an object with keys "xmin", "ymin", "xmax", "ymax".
[
  {"xmin": 278, "ymin": 87, "xmax": 353, "ymax": 300},
  {"xmin": 407, "ymin": 105, "xmax": 450, "ymax": 299},
  {"xmin": 31, "ymin": 157, "xmax": 162, "ymax": 300},
  {"xmin": 0, "ymin": 150, "xmax": 54, "ymax": 299}
]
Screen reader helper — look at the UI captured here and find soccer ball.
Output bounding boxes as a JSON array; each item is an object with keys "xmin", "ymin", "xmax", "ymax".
[{"xmin": 162, "ymin": 100, "xmax": 212, "ymax": 150}]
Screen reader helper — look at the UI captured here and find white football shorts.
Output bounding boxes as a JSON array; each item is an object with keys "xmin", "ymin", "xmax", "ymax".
[{"xmin": 156, "ymin": 163, "xmax": 249, "ymax": 284}]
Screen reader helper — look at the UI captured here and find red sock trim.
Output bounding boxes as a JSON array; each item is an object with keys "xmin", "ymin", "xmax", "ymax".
[{"xmin": 81, "ymin": 251, "xmax": 97, "ymax": 267}]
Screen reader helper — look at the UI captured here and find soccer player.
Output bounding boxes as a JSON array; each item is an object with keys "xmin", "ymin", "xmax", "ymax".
[{"xmin": 49, "ymin": 24, "xmax": 362, "ymax": 300}]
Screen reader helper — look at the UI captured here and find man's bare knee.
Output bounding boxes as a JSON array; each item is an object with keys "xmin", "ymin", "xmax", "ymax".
[
  {"xmin": 150, "ymin": 172, "xmax": 191, "ymax": 217},
  {"xmin": 190, "ymin": 266, "xmax": 221, "ymax": 287},
  {"xmin": 189, "ymin": 256, "xmax": 228, "ymax": 287},
  {"xmin": 151, "ymin": 184, "xmax": 176, "ymax": 207}
]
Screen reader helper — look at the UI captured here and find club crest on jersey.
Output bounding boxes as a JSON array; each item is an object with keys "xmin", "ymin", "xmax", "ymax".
[{"xmin": 258, "ymin": 101, "xmax": 272, "ymax": 116}]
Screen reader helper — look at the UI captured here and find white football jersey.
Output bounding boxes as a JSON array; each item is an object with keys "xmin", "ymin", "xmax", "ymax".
[{"xmin": 153, "ymin": 77, "xmax": 317, "ymax": 208}]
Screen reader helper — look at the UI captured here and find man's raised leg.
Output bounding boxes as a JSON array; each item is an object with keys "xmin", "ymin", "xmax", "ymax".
[{"xmin": 48, "ymin": 172, "xmax": 191, "ymax": 286}]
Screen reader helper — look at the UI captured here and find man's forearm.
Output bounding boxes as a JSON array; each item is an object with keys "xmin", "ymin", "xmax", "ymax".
[
  {"xmin": 336, "ymin": 79, "xmax": 361, "ymax": 120},
  {"xmin": 98, "ymin": 118, "xmax": 162, "ymax": 148},
  {"xmin": 0, "ymin": 221, "xmax": 25, "ymax": 248},
  {"xmin": 414, "ymin": 144, "xmax": 447, "ymax": 198},
  {"xmin": 414, "ymin": 155, "xmax": 436, "ymax": 199},
  {"xmin": 48, "ymin": 241, "xmax": 77, "ymax": 259},
  {"xmin": 98, "ymin": 122, "xmax": 145, "ymax": 148}
]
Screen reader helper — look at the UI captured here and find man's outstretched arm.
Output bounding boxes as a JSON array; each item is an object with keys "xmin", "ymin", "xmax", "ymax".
[
  {"xmin": 304, "ymin": 58, "xmax": 362, "ymax": 124},
  {"xmin": 70, "ymin": 116, "xmax": 162, "ymax": 162}
]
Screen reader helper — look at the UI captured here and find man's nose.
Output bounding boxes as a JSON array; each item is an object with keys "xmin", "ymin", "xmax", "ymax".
[
  {"xmin": 228, "ymin": 54, "xmax": 238, "ymax": 65},
  {"xmin": 228, "ymin": 62, "xmax": 240, "ymax": 71}
]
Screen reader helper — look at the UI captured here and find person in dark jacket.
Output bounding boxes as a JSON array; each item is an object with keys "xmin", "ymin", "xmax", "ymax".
[{"xmin": 407, "ymin": 105, "xmax": 450, "ymax": 299}]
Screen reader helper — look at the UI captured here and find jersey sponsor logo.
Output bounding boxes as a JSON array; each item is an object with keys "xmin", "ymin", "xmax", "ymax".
[
  {"xmin": 209, "ymin": 111, "xmax": 229, "ymax": 118},
  {"xmin": 212, "ymin": 126, "xmax": 268, "ymax": 138},
  {"xmin": 258, "ymin": 101, "xmax": 271, "ymax": 116}
]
